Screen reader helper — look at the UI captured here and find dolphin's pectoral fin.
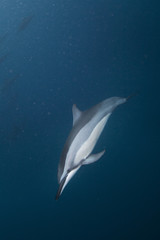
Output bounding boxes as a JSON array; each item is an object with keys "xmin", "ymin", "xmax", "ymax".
[
  {"xmin": 82, "ymin": 150, "xmax": 105, "ymax": 165},
  {"xmin": 72, "ymin": 104, "xmax": 82, "ymax": 126}
]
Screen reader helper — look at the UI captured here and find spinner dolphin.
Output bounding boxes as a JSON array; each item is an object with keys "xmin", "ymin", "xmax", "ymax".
[{"xmin": 56, "ymin": 96, "xmax": 127, "ymax": 199}]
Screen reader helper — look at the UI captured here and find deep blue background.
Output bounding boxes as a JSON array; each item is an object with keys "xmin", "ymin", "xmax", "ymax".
[{"xmin": 0, "ymin": 0, "xmax": 159, "ymax": 239}]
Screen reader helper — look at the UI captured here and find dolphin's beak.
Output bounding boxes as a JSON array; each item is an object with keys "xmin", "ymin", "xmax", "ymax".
[{"xmin": 55, "ymin": 175, "xmax": 67, "ymax": 200}]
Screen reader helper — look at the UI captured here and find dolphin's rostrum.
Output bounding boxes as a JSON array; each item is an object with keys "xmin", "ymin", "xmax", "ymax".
[{"xmin": 56, "ymin": 96, "xmax": 127, "ymax": 200}]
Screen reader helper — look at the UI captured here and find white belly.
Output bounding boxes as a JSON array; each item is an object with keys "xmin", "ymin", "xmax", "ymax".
[{"xmin": 74, "ymin": 113, "xmax": 111, "ymax": 165}]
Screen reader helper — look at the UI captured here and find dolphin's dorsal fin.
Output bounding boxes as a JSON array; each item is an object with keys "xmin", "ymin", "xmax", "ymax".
[{"xmin": 72, "ymin": 104, "xmax": 82, "ymax": 126}]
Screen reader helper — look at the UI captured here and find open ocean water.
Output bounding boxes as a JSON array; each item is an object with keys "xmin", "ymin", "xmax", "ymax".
[{"xmin": 0, "ymin": 0, "xmax": 159, "ymax": 239}]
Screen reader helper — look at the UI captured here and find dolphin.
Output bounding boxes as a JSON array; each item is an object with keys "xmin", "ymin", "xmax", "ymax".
[
  {"xmin": 17, "ymin": 15, "xmax": 33, "ymax": 33},
  {"xmin": 56, "ymin": 96, "xmax": 127, "ymax": 200}
]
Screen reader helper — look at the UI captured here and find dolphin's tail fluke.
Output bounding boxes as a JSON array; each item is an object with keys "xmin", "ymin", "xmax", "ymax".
[{"xmin": 126, "ymin": 91, "xmax": 139, "ymax": 101}]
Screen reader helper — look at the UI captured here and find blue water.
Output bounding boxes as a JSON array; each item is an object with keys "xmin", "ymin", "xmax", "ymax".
[{"xmin": 0, "ymin": 1, "xmax": 159, "ymax": 239}]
